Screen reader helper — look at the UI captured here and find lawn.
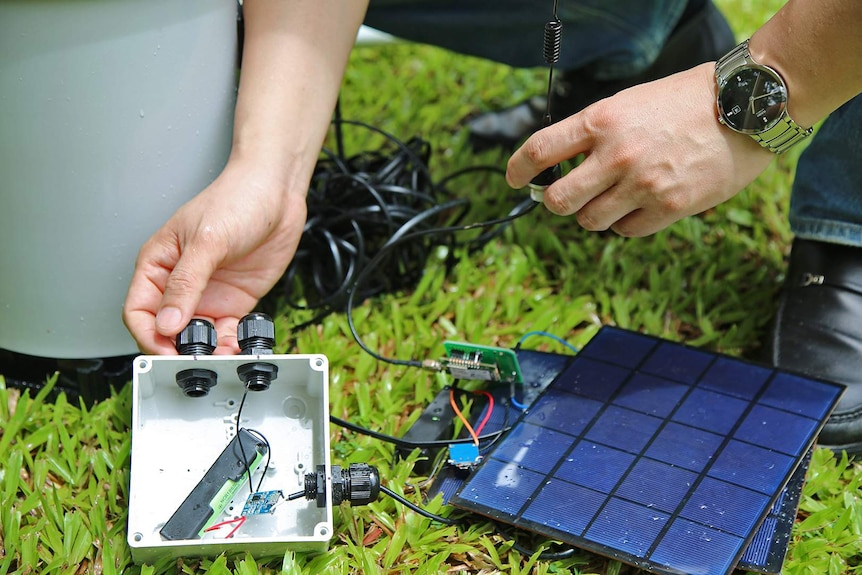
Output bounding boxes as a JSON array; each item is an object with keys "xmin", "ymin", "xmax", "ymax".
[{"xmin": 1, "ymin": 1, "xmax": 861, "ymax": 574}]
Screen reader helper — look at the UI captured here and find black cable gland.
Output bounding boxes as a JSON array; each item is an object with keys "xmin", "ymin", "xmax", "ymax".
[
  {"xmin": 343, "ymin": 463, "xmax": 380, "ymax": 506},
  {"xmin": 304, "ymin": 464, "xmax": 329, "ymax": 508},
  {"xmin": 303, "ymin": 463, "xmax": 381, "ymax": 508},
  {"xmin": 175, "ymin": 368, "xmax": 218, "ymax": 398},
  {"xmin": 236, "ymin": 361, "xmax": 278, "ymax": 392},
  {"xmin": 237, "ymin": 312, "xmax": 276, "ymax": 355},
  {"xmin": 176, "ymin": 318, "xmax": 217, "ymax": 355}
]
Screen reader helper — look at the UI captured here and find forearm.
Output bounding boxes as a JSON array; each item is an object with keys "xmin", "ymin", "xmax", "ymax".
[
  {"xmin": 751, "ymin": 0, "xmax": 862, "ymax": 128},
  {"xmin": 231, "ymin": 0, "xmax": 369, "ymax": 193}
]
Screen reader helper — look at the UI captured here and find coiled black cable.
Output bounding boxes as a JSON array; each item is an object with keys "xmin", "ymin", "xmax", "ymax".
[{"xmin": 271, "ymin": 104, "xmax": 537, "ymax": 343}]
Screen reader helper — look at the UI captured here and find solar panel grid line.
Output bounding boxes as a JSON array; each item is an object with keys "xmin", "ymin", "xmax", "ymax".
[
  {"xmin": 450, "ymin": 327, "xmax": 843, "ymax": 575},
  {"xmin": 637, "ymin": 366, "xmax": 790, "ymax": 565},
  {"xmin": 574, "ymin": 338, "xmax": 813, "ymax": 573}
]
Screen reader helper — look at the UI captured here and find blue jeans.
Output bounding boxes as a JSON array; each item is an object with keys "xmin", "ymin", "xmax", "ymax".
[
  {"xmin": 365, "ymin": 1, "xmax": 862, "ymax": 248},
  {"xmin": 365, "ymin": 0, "xmax": 689, "ymax": 79},
  {"xmin": 790, "ymin": 96, "xmax": 862, "ymax": 247}
]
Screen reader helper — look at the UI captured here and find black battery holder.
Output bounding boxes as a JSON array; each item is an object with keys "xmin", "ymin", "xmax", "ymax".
[{"xmin": 396, "ymin": 386, "xmax": 456, "ymax": 475}]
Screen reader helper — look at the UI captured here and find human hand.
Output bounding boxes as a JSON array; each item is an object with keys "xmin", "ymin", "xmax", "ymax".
[
  {"xmin": 506, "ymin": 63, "xmax": 775, "ymax": 236},
  {"xmin": 123, "ymin": 157, "xmax": 307, "ymax": 355}
]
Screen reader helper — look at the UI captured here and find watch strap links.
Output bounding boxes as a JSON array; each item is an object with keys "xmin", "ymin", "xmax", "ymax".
[{"xmin": 752, "ymin": 115, "xmax": 813, "ymax": 154}]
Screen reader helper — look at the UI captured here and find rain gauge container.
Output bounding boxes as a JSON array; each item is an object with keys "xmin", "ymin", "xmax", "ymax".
[{"xmin": 0, "ymin": 0, "xmax": 238, "ymax": 358}]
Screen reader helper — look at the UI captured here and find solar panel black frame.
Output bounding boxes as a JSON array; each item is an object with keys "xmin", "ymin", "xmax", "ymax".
[{"xmin": 450, "ymin": 326, "xmax": 844, "ymax": 575}]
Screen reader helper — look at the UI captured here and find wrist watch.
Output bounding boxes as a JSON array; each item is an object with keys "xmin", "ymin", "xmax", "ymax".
[{"xmin": 715, "ymin": 40, "xmax": 812, "ymax": 153}]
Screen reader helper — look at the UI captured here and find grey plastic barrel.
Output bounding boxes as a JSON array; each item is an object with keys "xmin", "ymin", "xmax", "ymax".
[{"xmin": 0, "ymin": 0, "xmax": 238, "ymax": 358}]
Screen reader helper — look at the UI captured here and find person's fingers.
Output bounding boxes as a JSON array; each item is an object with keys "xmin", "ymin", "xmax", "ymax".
[
  {"xmin": 213, "ymin": 315, "xmax": 241, "ymax": 355},
  {"xmin": 124, "ymin": 307, "xmax": 178, "ymax": 354},
  {"xmin": 505, "ymin": 117, "xmax": 593, "ymax": 189},
  {"xmin": 155, "ymin": 238, "xmax": 222, "ymax": 339},
  {"xmin": 123, "ymin": 239, "xmax": 178, "ymax": 354},
  {"xmin": 609, "ymin": 208, "xmax": 678, "ymax": 238},
  {"xmin": 540, "ymin": 152, "xmax": 621, "ymax": 217}
]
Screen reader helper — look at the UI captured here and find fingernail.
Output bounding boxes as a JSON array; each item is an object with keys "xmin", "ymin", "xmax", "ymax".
[{"xmin": 156, "ymin": 306, "xmax": 183, "ymax": 332}]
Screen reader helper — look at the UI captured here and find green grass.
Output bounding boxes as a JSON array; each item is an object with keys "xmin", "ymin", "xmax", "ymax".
[{"xmin": 2, "ymin": 1, "xmax": 861, "ymax": 573}]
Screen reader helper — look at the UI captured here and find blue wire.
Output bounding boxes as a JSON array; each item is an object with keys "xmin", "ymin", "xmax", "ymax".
[
  {"xmin": 516, "ymin": 330, "xmax": 579, "ymax": 354},
  {"xmin": 509, "ymin": 395, "xmax": 529, "ymax": 411},
  {"xmin": 510, "ymin": 331, "xmax": 579, "ymax": 411}
]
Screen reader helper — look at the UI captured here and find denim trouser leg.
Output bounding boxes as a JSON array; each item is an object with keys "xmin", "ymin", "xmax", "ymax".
[
  {"xmin": 364, "ymin": 0, "xmax": 688, "ymax": 79},
  {"xmin": 789, "ymin": 94, "xmax": 862, "ymax": 247}
]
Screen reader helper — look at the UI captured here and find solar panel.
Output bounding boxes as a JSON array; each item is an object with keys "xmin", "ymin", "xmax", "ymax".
[{"xmin": 450, "ymin": 326, "xmax": 843, "ymax": 575}]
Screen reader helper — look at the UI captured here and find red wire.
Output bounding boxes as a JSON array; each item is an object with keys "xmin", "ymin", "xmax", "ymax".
[
  {"xmin": 473, "ymin": 390, "xmax": 495, "ymax": 436},
  {"xmin": 204, "ymin": 515, "xmax": 247, "ymax": 538}
]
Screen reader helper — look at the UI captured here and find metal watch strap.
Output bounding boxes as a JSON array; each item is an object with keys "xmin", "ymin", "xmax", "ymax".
[{"xmin": 715, "ymin": 40, "xmax": 812, "ymax": 154}]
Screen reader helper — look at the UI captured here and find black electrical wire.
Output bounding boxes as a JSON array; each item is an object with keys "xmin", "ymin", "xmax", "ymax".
[
  {"xmin": 269, "ymin": 105, "xmax": 538, "ymax": 352},
  {"xmin": 235, "ymin": 389, "xmax": 255, "ymax": 495},
  {"xmin": 329, "ymin": 414, "xmax": 511, "ymax": 449},
  {"xmin": 234, "ymin": 389, "xmax": 273, "ymax": 494},
  {"xmin": 346, "ymin": 197, "xmax": 538, "ymax": 367},
  {"xmin": 380, "ymin": 485, "xmax": 459, "ymax": 526},
  {"xmin": 497, "ymin": 524, "xmax": 578, "ymax": 562}
]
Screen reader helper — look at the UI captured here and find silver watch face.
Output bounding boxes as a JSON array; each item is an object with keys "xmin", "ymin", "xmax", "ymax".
[{"xmin": 718, "ymin": 64, "xmax": 787, "ymax": 134}]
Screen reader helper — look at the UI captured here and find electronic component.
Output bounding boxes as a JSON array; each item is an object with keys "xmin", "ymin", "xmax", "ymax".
[
  {"xmin": 160, "ymin": 429, "xmax": 267, "ymax": 541},
  {"xmin": 440, "ymin": 341, "xmax": 524, "ymax": 384},
  {"xmin": 448, "ymin": 443, "xmax": 482, "ymax": 469},
  {"xmin": 450, "ymin": 326, "xmax": 844, "ymax": 575},
  {"xmin": 528, "ymin": 2, "xmax": 563, "ymax": 203},
  {"xmin": 242, "ymin": 490, "xmax": 283, "ymax": 516}
]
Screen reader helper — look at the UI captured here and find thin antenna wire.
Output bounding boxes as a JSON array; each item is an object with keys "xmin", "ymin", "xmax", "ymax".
[{"xmin": 543, "ymin": 0, "xmax": 563, "ymax": 125}]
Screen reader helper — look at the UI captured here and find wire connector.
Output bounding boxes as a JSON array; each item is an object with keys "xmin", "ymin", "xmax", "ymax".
[
  {"xmin": 421, "ymin": 358, "xmax": 443, "ymax": 372},
  {"xmin": 302, "ymin": 463, "xmax": 381, "ymax": 507}
]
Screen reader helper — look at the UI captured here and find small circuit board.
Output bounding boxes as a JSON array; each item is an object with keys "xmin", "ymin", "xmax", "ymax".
[
  {"xmin": 441, "ymin": 341, "xmax": 523, "ymax": 384},
  {"xmin": 241, "ymin": 490, "xmax": 282, "ymax": 516},
  {"xmin": 448, "ymin": 443, "xmax": 482, "ymax": 469}
]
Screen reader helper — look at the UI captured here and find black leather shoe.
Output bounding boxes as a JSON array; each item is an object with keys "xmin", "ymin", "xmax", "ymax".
[
  {"xmin": 466, "ymin": 0, "xmax": 736, "ymax": 150},
  {"xmin": 767, "ymin": 238, "xmax": 862, "ymax": 457}
]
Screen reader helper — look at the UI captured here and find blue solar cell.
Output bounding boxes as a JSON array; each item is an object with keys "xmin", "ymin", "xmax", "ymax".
[
  {"xmin": 738, "ymin": 448, "xmax": 812, "ymax": 573},
  {"xmin": 735, "ymin": 404, "xmax": 819, "ymax": 456},
  {"xmin": 449, "ymin": 327, "xmax": 840, "ymax": 575},
  {"xmin": 585, "ymin": 405, "xmax": 663, "ymax": 453},
  {"xmin": 615, "ymin": 458, "xmax": 698, "ymax": 514},
  {"xmin": 645, "ymin": 422, "xmax": 724, "ymax": 472},
  {"xmin": 650, "ymin": 518, "xmax": 744, "ymax": 575},
  {"xmin": 740, "ymin": 516, "xmax": 778, "ymax": 569},
  {"xmin": 613, "ymin": 373, "xmax": 689, "ymax": 418},
  {"xmin": 520, "ymin": 479, "xmax": 605, "ymax": 536},
  {"xmin": 699, "ymin": 356, "xmax": 772, "ymax": 400},
  {"xmin": 672, "ymin": 388, "xmax": 750, "ymax": 435},
  {"xmin": 584, "ymin": 497, "xmax": 669, "ymax": 557},
  {"xmin": 553, "ymin": 357, "xmax": 630, "ymax": 402},
  {"xmin": 554, "ymin": 441, "xmax": 636, "ymax": 493},
  {"xmin": 456, "ymin": 458, "xmax": 545, "ymax": 517},
  {"xmin": 681, "ymin": 477, "xmax": 771, "ymax": 537},
  {"xmin": 640, "ymin": 342, "xmax": 713, "ymax": 385},
  {"xmin": 760, "ymin": 372, "xmax": 844, "ymax": 420},
  {"xmin": 578, "ymin": 328, "xmax": 655, "ymax": 368},
  {"xmin": 525, "ymin": 389, "xmax": 602, "ymax": 437},
  {"xmin": 708, "ymin": 439, "xmax": 795, "ymax": 494},
  {"xmin": 491, "ymin": 422, "xmax": 575, "ymax": 474}
]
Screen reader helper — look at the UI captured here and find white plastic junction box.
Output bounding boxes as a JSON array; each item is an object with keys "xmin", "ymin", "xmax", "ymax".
[{"xmin": 127, "ymin": 353, "xmax": 332, "ymax": 563}]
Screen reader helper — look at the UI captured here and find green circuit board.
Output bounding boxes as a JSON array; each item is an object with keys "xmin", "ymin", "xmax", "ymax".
[{"xmin": 441, "ymin": 341, "xmax": 524, "ymax": 384}]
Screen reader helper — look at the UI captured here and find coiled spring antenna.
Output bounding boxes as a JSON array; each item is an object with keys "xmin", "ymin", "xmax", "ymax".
[
  {"xmin": 528, "ymin": 0, "xmax": 563, "ymax": 202},
  {"xmin": 541, "ymin": 2, "xmax": 562, "ymax": 127}
]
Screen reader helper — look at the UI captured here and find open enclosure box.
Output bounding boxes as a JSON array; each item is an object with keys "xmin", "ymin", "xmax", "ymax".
[{"xmin": 127, "ymin": 354, "xmax": 332, "ymax": 563}]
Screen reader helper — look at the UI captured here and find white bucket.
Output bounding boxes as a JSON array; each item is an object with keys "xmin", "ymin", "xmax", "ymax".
[{"xmin": 0, "ymin": 0, "xmax": 238, "ymax": 358}]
